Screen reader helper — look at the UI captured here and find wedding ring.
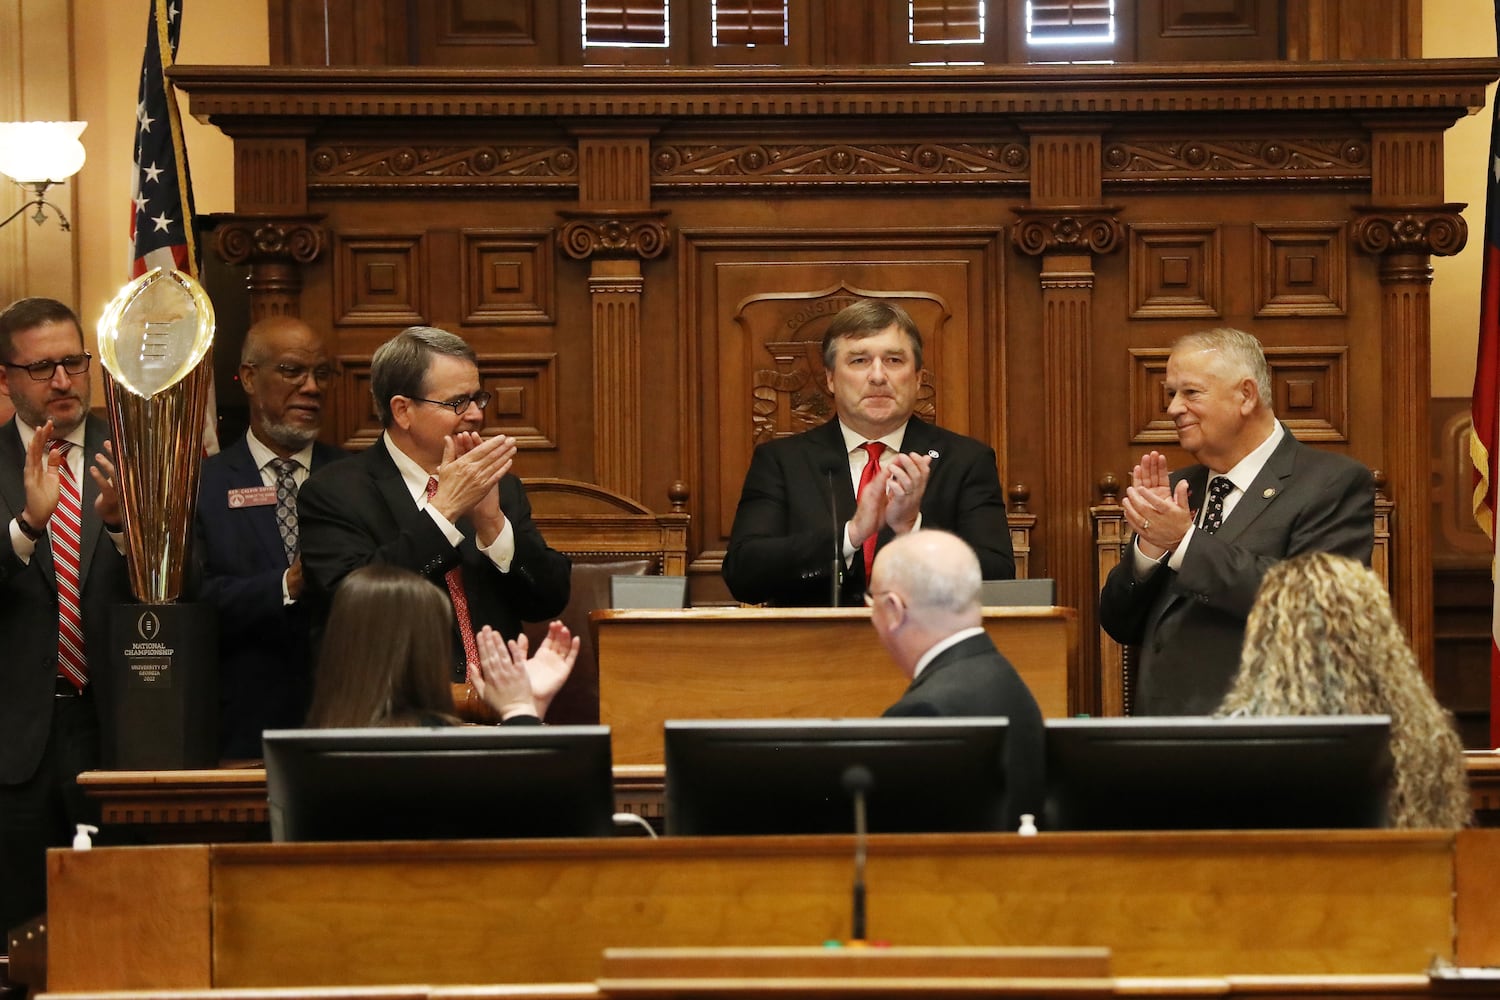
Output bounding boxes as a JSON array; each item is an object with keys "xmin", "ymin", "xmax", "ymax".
[{"xmin": 1143, "ymin": 519, "xmax": 1151, "ymax": 531}]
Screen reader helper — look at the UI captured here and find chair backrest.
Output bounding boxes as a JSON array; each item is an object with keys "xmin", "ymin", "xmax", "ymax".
[
  {"xmin": 980, "ymin": 578, "xmax": 1055, "ymax": 607},
  {"xmin": 525, "ymin": 479, "xmax": 690, "ymax": 725}
]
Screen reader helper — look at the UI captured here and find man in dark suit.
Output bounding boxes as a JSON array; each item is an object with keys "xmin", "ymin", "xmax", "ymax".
[
  {"xmin": 196, "ymin": 316, "xmax": 347, "ymax": 758},
  {"xmin": 869, "ymin": 529, "xmax": 1043, "ymax": 828},
  {"xmin": 1098, "ymin": 327, "xmax": 1374, "ymax": 715},
  {"xmin": 298, "ymin": 326, "xmax": 570, "ymax": 680},
  {"xmin": 0, "ymin": 298, "xmax": 131, "ymax": 946},
  {"xmin": 723, "ymin": 299, "xmax": 1013, "ymax": 607}
]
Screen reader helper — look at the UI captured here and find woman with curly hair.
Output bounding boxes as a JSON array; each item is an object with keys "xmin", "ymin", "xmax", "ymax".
[{"xmin": 1218, "ymin": 551, "xmax": 1469, "ymax": 828}]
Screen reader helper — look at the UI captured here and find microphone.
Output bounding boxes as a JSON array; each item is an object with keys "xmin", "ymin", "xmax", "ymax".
[
  {"xmin": 825, "ymin": 465, "xmax": 844, "ymax": 607},
  {"xmin": 842, "ymin": 763, "xmax": 873, "ymax": 942}
]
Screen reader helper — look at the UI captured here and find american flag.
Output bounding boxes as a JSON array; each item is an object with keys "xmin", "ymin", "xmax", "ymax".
[
  {"xmin": 128, "ymin": 0, "xmax": 219, "ymax": 454},
  {"xmin": 130, "ymin": 0, "xmax": 196, "ymax": 278},
  {"xmin": 1473, "ymin": 0, "xmax": 1500, "ymax": 748}
]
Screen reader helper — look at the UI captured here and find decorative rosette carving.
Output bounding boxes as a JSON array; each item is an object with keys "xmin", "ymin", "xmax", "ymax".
[
  {"xmin": 1010, "ymin": 208, "xmax": 1124, "ymax": 256},
  {"xmin": 557, "ymin": 210, "xmax": 671, "ymax": 261},
  {"xmin": 213, "ymin": 217, "xmax": 326, "ymax": 265},
  {"xmin": 1351, "ymin": 205, "xmax": 1468, "ymax": 257}
]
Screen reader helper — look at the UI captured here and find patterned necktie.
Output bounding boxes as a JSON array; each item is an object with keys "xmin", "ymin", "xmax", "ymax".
[
  {"xmin": 269, "ymin": 457, "xmax": 300, "ymax": 566},
  {"xmin": 51, "ymin": 440, "xmax": 87, "ymax": 690},
  {"xmin": 1201, "ymin": 476, "xmax": 1235, "ymax": 534},
  {"xmin": 856, "ymin": 441, "xmax": 887, "ymax": 579},
  {"xmin": 426, "ymin": 475, "xmax": 482, "ymax": 670}
]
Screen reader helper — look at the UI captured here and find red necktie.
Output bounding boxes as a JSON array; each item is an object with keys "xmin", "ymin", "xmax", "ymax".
[
  {"xmin": 856, "ymin": 441, "xmax": 887, "ymax": 579},
  {"xmin": 426, "ymin": 476, "xmax": 482, "ymax": 671},
  {"xmin": 51, "ymin": 441, "xmax": 87, "ymax": 690}
]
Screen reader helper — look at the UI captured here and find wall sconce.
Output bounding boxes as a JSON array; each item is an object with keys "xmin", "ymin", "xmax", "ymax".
[{"xmin": 0, "ymin": 121, "xmax": 88, "ymax": 231}]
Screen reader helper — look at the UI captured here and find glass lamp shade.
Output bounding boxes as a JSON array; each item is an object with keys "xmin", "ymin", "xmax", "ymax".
[{"xmin": 0, "ymin": 121, "xmax": 88, "ymax": 184}]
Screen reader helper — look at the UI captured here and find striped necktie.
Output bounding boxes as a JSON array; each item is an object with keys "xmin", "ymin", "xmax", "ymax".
[{"xmin": 51, "ymin": 440, "xmax": 88, "ymax": 690}]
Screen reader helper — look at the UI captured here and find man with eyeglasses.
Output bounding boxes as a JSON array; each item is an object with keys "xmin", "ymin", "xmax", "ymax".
[
  {"xmin": 298, "ymin": 326, "xmax": 571, "ymax": 683},
  {"xmin": 868, "ymin": 529, "xmax": 1043, "ymax": 829},
  {"xmin": 195, "ymin": 316, "xmax": 349, "ymax": 758},
  {"xmin": 0, "ymin": 297, "xmax": 131, "ymax": 948}
]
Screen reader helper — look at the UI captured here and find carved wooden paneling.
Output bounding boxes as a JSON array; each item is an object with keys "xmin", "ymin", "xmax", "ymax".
[
  {"xmin": 484, "ymin": 353, "xmax": 560, "ymax": 450},
  {"xmin": 1284, "ymin": 0, "xmax": 1420, "ymax": 61},
  {"xmin": 1139, "ymin": 0, "xmax": 1279, "ymax": 62},
  {"xmin": 1128, "ymin": 224, "xmax": 1220, "ymax": 319},
  {"xmin": 1434, "ymin": 403, "xmax": 1492, "ymax": 565},
  {"xmin": 651, "ymin": 137, "xmax": 1031, "ymax": 188},
  {"xmin": 459, "ymin": 229, "xmax": 555, "ymax": 326},
  {"xmin": 576, "ymin": 131, "xmax": 654, "ymax": 209},
  {"xmin": 235, "ymin": 140, "xmax": 310, "ymax": 214},
  {"xmin": 308, "ymin": 142, "xmax": 578, "ymax": 194},
  {"xmin": 1029, "ymin": 134, "xmax": 1101, "ymax": 206},
  {"xmin": 332, "ymin": 353, "xmax": 557, "ymax": 451},
  {"xmin": 1129, "ymin": 346, "xmax": 1348, "ymax": 444},
  {"xmin": 1253, "ymin": 223, "xmax": 1347, "ymax": 317},
  {"xmin": 333, "ymin": 233, "xmax": 427, "ymax": 327},
  {"xmin": 1103, "ymin": 136, "xmax": 1369, "ymax": 186}
]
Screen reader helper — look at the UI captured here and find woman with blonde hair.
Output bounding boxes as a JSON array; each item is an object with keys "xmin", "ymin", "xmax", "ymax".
[
  {"xmin": 1219, "ymin": 551, "xmax": 1469, "ymax": 828},
  {"xmin": 305, "ymin": 564, "xmax": 576, "ymax": 728}
]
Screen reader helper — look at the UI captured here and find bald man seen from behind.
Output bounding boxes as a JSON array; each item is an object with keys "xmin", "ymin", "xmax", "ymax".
[
  {"xmin": 195, "ymin": 316, "xmax": 349, "ymax": 760},
  {"xmin": 868, "ymin": 529, "xmax": 1044, "ymax": 828}
]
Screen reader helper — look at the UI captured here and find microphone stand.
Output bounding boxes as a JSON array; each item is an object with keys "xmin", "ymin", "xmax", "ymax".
[{"xmin": 842, "ymin": 764, "xmax": 872, "ymax": 942}]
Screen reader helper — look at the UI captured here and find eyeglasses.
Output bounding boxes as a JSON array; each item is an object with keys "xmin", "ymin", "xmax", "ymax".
[
  {"xmin": 248, "ymin": 361, "xmax": 340, "ymax": 387},
  {"xmin": 3, "ymin": 353, "xmax": 91, "ymax": 381},
  {"xmin": 407, "ymin": 391, "xmax": 492, "ymax": 416}
]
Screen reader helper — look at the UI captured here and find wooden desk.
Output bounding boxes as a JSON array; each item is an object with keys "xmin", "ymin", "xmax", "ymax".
[
  {"xmin": 46, "ymin": 830, "xmax": 1500, "ymax": 991},
  {"xmin": 593, "ymin": 607, "xmax": 1076, "ymax": 766}
]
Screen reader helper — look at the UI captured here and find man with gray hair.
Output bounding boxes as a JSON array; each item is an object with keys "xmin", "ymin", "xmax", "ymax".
[
  {"xmin": 1099, "ymin": 327, "xmax": 1373, "ymax": 715},
  {"xmin": 299, "ymin": 326, "xmax": 570, "ymax": 681},
  {"xmin": 869, "ymin": 529, "xmax": 1043, "ymax": 825}
]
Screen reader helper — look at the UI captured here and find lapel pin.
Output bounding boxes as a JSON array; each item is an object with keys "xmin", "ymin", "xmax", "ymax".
[
  {"xmin": 1262, "ymin": 488, "xmax": 1277, "ymax": 499},
  {"xmin": 928, "ymin": 450, "xmax": 940, "ymax": 459}
]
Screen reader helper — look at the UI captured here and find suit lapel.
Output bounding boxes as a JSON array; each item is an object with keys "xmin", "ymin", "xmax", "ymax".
[
  {"xmin": 809, "ymin": 419, "xmax": 857, "ymax": 525},
  {"xmin": 368, "ymin": 440, "xmax": 422, "ymax": 524},
  {"xmin": 224, "ymin": 436, "xmax": 289, "ymax": 562},
  {"xmin": 0, "ymin": 419, "xmax": 27, "ymax": 536},
  {"xmin": 1210, "ymin": 431, "xmax": 1298, "ymax": 546}
]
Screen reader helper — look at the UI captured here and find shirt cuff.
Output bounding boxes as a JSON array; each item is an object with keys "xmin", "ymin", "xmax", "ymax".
[
  {"xmin": 9, "ymin": 518, "xmax": 36, "ymax": 562},
  {"xmin": 425, "ymin": 505, "xmax": 465, "ymax": 547},
  {"xmin": 1166, "ymin": 523, "xmax": 1195, "ymax": 572},
  {"xmin": 480, "ymin": 516, "xmax": 516, "ymax": 573}
]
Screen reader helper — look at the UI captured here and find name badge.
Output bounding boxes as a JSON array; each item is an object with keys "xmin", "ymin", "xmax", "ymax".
[{"xmin": 227, "ymin": 485, "xmax": 278, "ymax": 509}]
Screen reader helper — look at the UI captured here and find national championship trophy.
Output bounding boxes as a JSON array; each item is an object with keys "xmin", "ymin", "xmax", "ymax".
[{"xmin": 97, "ymin": 267, "xmax": 218, "ymax": 768}]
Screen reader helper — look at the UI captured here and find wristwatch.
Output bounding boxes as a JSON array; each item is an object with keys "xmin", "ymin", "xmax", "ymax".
[{"xmin": 14, "ymin": 513, "xmax": 42, "ymax": 541}]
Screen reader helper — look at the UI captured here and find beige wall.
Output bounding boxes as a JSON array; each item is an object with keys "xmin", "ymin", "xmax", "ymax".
[{"xmin": 1429, "ymin": 0, "xmax": 1496, "ymax": 397}]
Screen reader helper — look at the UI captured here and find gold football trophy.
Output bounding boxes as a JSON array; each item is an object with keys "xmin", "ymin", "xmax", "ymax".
[
  {"xmin": 97, "ymin": 267, "xmax": 215, "ymax": 602},
  {"xmin": 97, "ymin": 267, "xmax": 218, "ymax": 767}
]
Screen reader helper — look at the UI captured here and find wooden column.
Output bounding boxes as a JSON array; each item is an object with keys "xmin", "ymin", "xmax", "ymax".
[
  {"xmin": 560, "ymin": 127, "xmax": 668, "ymax": 503},
  {"xmin": 1353, "ymin": 120, "xmax": 1467, "ymax": 684},
  {"xmin": 1014, "ymin": 127, "xmax": 1121, "ymax": 714},
  {"xmin": 1353, "ymin": 203, "xmax": 1466, "ymax": 685},
  {"xmin": 213, "ymin": 216, "xmax": 326, "ymax": 321}
]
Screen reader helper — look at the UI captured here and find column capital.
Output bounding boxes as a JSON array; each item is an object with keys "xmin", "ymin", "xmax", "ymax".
[
  {"xmin": 1350, "ymin": 204, "xmax": 1467, "ymax": 258},
  {"xmin": 211, "ymin": 215, "xmax": 326, "ymax": 266},
  {"xmin": 558, "ymin": 209, "xmax": 671, "ymax": 261},
  {"xmin": 1011, "ymin": 207, "xmax": 1124, "ymax": 256}
]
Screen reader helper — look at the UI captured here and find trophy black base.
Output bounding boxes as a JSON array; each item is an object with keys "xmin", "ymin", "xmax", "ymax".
[{"xmin": 108, "ymin": 602, "xmax": 218, "ymax": 770}]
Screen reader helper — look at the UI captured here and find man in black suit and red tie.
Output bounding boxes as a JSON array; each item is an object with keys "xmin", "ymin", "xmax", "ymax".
[
  {"xmin": 0, "ymin": 297, "xmax": 131, "ymax": 947},
  {"xmin": 1098, "ymin": 327, "xmax": 1374, "ymax": 715},
  {"xmin": 723, "ymin": 298, "xmax": 1014, "ymax": 607},
  {"xmin": 298, "ymin": 326, "xmax": 571, "ymax": 682},
  {"xmin": 196, "ymin": 316, "xmax": 347, "ymax": 759}
]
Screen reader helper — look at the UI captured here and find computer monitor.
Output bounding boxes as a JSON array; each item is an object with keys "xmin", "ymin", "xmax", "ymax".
[
  {"xmin": 263, "ymin": 725, "xmax": 616, "ymax": 842},
  {"xmin": 663, "ymin": 718, "xmax": 1010, "ymax": 836},
  {"xmin": 1042, "ymin": 715, "xmax": 1394, "ymax": 831}
]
